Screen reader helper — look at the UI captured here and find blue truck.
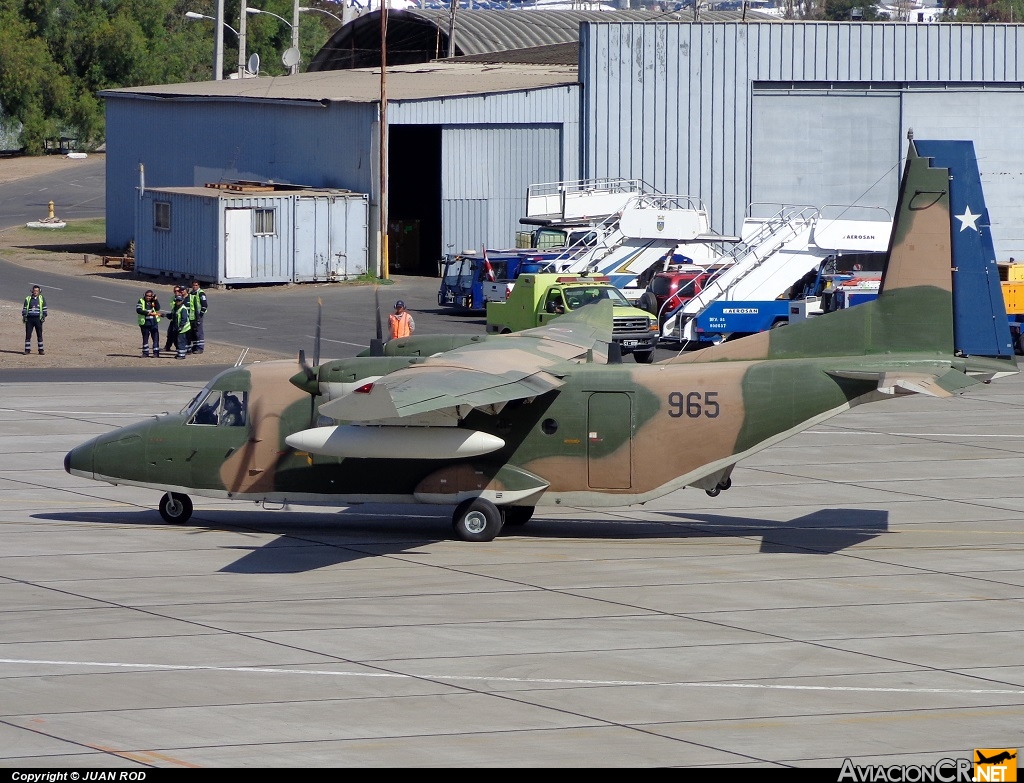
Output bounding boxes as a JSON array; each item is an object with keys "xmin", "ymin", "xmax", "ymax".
[{"xmin": 438, "ymin": 251, "xmax": 553, "ymax": 312}]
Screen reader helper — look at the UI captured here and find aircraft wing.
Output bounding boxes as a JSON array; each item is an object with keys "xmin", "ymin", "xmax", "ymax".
[
  {"xmin": 826, "ymin": 365, "xmax": 983, "ymax": 397},
  {"xmin": 318, "ymin": 301, "xmax": 613, "ymax": 422}
]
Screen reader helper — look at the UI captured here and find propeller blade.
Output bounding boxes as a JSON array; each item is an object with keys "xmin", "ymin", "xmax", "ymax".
[
  {"xmin": 313, "ymin": 297, "xmax": 323, "ymax": 367},
  {"xmin": 298, "ymin": 349, "xmax": 314, "ymax": 380}
]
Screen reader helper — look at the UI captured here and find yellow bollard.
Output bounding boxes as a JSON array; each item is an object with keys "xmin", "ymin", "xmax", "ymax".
[{"xmin": 48, "ymin": 201, "xmax": 55, "ymax": 220}]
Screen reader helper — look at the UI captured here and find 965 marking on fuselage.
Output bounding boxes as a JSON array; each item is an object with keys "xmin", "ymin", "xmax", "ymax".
[{"xmin": 667, "ymin": 391, "xmax": 721, "ymax": 419}]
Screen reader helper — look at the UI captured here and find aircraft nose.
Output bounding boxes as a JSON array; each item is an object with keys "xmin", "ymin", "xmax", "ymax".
[{"xmin": 65, "ymin": 441, "xmax": 94, "ymax": 477}]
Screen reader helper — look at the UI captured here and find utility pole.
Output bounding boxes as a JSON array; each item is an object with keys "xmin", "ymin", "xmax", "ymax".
[
  {"xmin": 291, "ymin": 0, "xmax": 301, "ymax": 75},
  {"xmin": 447, "ymin": 0, "xmax": 458, "ymax": 58},
  {"xmin": 238, "ymin": 0, "xmax": 248, "ymax": 77},
  {"xmin": 380, "ymin": 1, "xmax": 389, "ymax": 279},
  {"xmin": 214, "ymin": 0, "xmax": 226, "ymax": 79}
]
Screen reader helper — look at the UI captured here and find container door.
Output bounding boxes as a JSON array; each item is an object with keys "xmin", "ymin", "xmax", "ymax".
[
  {"xmin": 587, "ymin": 392, "xmax": 632, "ymax": 489},
  {"xmin": 293, "ymin": 198, "xmax": 318, "ymax": 281},
  {"xmin": 225, "ymin": 208, "xmax": 253, "ymax": 279}
]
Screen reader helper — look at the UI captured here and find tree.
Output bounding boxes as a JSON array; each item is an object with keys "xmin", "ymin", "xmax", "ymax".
[
  {"xmin": 0, "ymin": 4, "xmax": 75, "ymax": 152},
  {"xmin": 945, "ymin": 0, "xmax": 1024, "ymax": 21}
]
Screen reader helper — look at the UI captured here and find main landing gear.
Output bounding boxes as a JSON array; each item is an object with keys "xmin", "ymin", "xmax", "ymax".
[
  {"xmin": 159, "ymin": 492, "xmax": 193, "ymax": 524},
  {"xmin": 705, "ymin": 477, "xmax": 733, "ymax": 497},
  {"xmin": 451, "ymin": 499, "xmax": 536, "ymax": 541}
]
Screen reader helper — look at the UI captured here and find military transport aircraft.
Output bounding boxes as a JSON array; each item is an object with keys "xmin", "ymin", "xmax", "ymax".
[{"xmin": 65, "ymin": 139, "xmax": 1017, "ymax": 541}]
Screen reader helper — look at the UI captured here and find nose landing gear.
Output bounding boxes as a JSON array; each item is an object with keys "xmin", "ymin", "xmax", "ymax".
[{"xmin": 705, "ymin": 477, "xmax": 733, "ymax": 497}]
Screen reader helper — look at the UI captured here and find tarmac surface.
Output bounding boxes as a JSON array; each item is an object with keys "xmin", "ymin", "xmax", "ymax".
[{"xmin": 2, "ymin": 370, "xmax": 1023, "ymax": 767}]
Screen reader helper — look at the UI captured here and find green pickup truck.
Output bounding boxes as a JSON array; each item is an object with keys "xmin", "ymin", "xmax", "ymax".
[{"xmin": 485, "ymin": 273, "xmax": 659, "ymax": 363}]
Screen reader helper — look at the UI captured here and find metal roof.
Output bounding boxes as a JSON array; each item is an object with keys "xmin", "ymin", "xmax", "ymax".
[
  {"xmin": 308, "ymin": 9, "xmax": 777, "ymax": 70},
  {"xmin": 98, "ymin": 61, "xmax": 579, "ymax": 103}
]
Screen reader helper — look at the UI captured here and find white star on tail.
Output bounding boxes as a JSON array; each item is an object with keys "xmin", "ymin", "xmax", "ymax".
[{"xmin": 956, "ymin": 206, "xmax": 981, "ymax": 232}]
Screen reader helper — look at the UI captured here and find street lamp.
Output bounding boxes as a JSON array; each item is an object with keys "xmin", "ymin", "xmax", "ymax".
[
  {"xmin": 185, "ymin": 11, "xmax": 240, "ymax": 37},
  {"xmin": 298, "ymin": 6, "xmax": 344, "ymax": 23},
  {"xmin": 185, "ymin": 10, "xmax": 239, "ymax": 80},
  {"xmin": 247, "ymin": 6, "xmax": 300, "ymax": 75}
]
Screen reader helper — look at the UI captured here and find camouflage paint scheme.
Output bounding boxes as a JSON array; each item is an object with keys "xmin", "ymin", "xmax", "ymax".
[{"xmin": 67, "ymin": 141, "xmax": 1017, "ymax": 525}]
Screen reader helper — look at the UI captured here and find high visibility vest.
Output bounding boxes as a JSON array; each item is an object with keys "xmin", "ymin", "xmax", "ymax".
[
  {"xmin": 176, "ymin": 305, "xmax": 191, "ymax": 334},
  {"xmin": 23, "ymin": 294, "xmax": 45, "ymax": 318},
  {"xmin": 138, "ymin": 298, "xmax": 161, "ymax": 326},
  {"xmin": 389, "ymin": 311, "xmax": 412, "ymax": 339}
]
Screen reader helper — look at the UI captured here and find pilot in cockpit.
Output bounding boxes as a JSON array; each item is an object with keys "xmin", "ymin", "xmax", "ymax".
[{"xmin": 221, "ymin": 393, "xmax": 245, "ymax": 426}]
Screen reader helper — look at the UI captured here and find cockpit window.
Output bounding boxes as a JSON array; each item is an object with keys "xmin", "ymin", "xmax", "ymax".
[{"xmin": 187, "ymin": 390, "xmax": 248, "ymax": 427}]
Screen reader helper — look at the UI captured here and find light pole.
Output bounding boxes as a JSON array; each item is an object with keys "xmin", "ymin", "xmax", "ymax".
[
  {"xmin": 247, "ymin": 5, "xmax": 300, "ymax": 75},
  {"xmin": 185, "ymin": 11, "xmax": 239, "ymax": 79}
]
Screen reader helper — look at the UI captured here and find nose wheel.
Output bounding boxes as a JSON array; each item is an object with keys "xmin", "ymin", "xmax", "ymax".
[{"xmin": 159, "ymin": 492, "xmax": 193, "ymax": 524}]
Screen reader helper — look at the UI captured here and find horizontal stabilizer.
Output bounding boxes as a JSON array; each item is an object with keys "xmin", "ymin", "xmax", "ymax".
[{"xmin": 825, "ymin": 367, "xmax": 981, "ymax": 397}]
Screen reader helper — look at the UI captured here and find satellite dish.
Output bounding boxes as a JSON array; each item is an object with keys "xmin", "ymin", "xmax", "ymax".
[
  {"xmin": 281, "ymin": 47, "xmax": 300, "ymax": 69},
  {"xmin": 247, "ymin": 52, "xmax": 260, "ymax": 76}
]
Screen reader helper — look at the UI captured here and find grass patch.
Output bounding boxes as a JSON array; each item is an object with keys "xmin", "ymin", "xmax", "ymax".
[{"xmin": 1, "ymin": 218, "xmax": 113, "ymax": 256}]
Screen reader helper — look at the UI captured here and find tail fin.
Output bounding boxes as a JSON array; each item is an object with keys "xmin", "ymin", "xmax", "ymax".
[
  {"xmin": 912, "ymin": 141, "xmax": 1012, "ymax": 358},
  {"xmin": 671, "ymin": 138, "xmax": 1014, "ymax": 363}
]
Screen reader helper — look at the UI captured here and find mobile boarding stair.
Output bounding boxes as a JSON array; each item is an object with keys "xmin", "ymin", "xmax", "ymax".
[
  {"xmin": 526, "ymin": 179, "xmax": 739, "ymax": 301},
  {"xmin": 660, "ymin": 204, "xmax": 893, "ymax": 344}
]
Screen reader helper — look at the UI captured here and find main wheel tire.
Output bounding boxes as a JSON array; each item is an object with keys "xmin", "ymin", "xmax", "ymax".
[
  {"xmin": 639, "ymin": 291, "xmax": 659, "ymax": 316},
  {"xmin": 159, "ymin": 492, "xmax": 193, "ymax": 524},
  {"xmin": 633, "ymin": 349, "xmax": 654, "ymax": 364},
  {"xmin": 705, "ymin": 486, "xmax": 721, "ymax": 497},
  {"xmin": 452, "ymin": 498, "xmax": 503, "ymax": 542},
  {"xmin": 502, "ymin": 506, "xmax": 535, "ymax": 526},
  {"xmin": 718, "ymin": 477, "xmax": 732, "ymax": 491}
]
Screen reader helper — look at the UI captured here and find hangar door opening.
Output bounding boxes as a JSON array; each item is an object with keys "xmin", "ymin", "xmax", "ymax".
[
  {"xmin": 750, "ymin": 90, "xmax": 901, "ymax": 221},
  {"xmin": 388, "ymin": 125, "xmax": 442, "ymax": 276}
]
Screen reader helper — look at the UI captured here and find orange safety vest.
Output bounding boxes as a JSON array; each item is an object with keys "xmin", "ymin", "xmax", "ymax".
[{"xmin": 388, "ymin": 311, "xmax": 412, "ymax": 339}]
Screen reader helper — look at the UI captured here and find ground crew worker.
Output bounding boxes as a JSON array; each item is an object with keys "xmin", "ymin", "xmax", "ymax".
[
  {"xmin": 22, "ymin": 284, "xmax": 46, "ymax": 355},
  {"xmin": 188, "ymin": 279, "xmax": 208, "ymax": 354},
  {"xmin": 171, "ymin": 295, "xmax": 191, "ymax": 359},
  {"xmin": 388, "ymin": 300, "xmax": 415, "ymax": 340},
  {"xmin": 137, "ymin": 290, "xmax": 161, "ymax": 358},
  {"xmin": 164, "ymin": 285, "xmax": 183, "ymax": 353}
]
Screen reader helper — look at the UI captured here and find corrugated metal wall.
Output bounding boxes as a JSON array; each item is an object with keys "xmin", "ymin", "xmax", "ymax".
[
  {"xmin": 393, "ymin": 88, "xmax": 579, "ymax": 256},
  {"xmin": 135, "ymin": 189, "xmax": 370, "ymax": 284},
  {"xmin": 107, "ymin": 98, "xmax": 377, "ymax": 250},
  {"xmin": 107, "ymin": 85, "xmax": 580, "ymax": 270},
  {"xmin": 441, "ymin": 125, "xmax": 564, "ymax": 254},
  {"xmin": 581, "ymin": 21, "xmax": 1024, "ymax": 256},
  {"xmin": 135, "ymin": 191, "xmax": 221, "ymax": 281}
]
